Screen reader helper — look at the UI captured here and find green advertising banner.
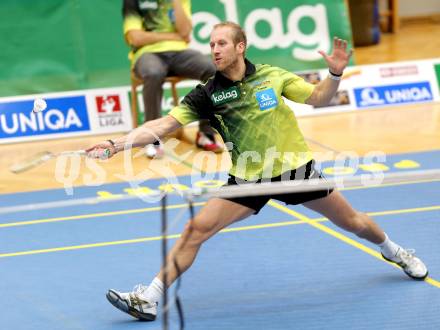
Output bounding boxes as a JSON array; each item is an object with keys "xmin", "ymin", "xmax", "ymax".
[
  {"xmin": 0, "ymin": 0, "xmax": 353, "ymax": 98},
  {"xmin": 0, "ymin": 0, "xmax": 128, "ymax": 97},
  {"xmin": 191, "ymin": 0, "xmax": 353, "ymax": 71},
  {"xmin": 435, "ymin": 64, "xmax": 440, "ymax": 92}
]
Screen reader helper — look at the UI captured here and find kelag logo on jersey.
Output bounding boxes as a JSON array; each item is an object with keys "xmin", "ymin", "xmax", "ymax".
[
  {"xmin": 0, "ymin": 96, "xmax": 90, "ymax": 139},
  {"xmin": 211, "ymin": 87, "xmax": 240, "ymax": 106},
  {"xmin": 255, "ymin": 88, "xmax": 278, "ymax": 110},
  {"xmin": 354, "ymin": 82, "xmax": 433, "ymax": 108}
]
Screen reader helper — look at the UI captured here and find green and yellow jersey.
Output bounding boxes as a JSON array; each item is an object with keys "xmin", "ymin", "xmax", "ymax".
[
  {"xmin": 122, "ymin": 0, "xmax": 191, "ymax": 65},
  {"xmin": 169, "ymin": 59, "xmax": 315, "ymax": 180}
]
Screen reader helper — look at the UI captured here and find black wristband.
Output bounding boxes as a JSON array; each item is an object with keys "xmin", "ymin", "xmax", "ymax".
[
  {"xmin": 107, "ymin": 139, "xmax": 115, "ymax": 146},
  {"xmin": 329, "ymin": 70, "xmax": 343, "ymax": 77}
]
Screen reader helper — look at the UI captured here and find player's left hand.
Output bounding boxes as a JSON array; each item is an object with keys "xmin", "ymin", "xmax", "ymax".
[{"xmin": 318, "ymin": 37, "xmax": 353, "ymax": 75}]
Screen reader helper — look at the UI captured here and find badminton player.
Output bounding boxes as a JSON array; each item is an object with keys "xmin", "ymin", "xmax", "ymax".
[{"xmin": 87, "ymin": 22, "xmax": 428, "ymax": 321}]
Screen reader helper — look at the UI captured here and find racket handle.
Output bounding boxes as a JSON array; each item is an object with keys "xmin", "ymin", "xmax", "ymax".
[
  {"xmin": 87, "ymin": 148, "xmax": 111, "ymax": 159},
  {"xmin": 102, "ymin": 149, "xmax": 111, "ymax": 159}
]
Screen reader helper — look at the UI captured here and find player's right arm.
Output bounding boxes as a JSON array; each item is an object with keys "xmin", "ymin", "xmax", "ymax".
[
  {"xmin": 115, "ymin": 115, "xmax": 183, "ymax": 151},
  {"xmin": 86, "ymin": 115, "xmax": 182, "ymax": 158},
  {"xmin": 87, "ymin": 85, "xmax": 206, "ymax": 159}
]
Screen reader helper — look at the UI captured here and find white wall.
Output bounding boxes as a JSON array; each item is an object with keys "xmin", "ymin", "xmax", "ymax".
[{"xmin": 399, "ymin": 0, "xmax": 440, "ymax": 17}]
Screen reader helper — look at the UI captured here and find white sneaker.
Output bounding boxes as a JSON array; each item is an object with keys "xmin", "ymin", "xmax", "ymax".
[
  {"xmin": 106, "ymin": 285, "xmax": 157, "ymax": 321},
  {"xmin": 382, "ymin": 248, "xmax": 428, "ymax": 280}
]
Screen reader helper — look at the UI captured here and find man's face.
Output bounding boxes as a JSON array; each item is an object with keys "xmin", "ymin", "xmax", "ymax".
[{"xmin": 209, "ymin": 26, "xmax": 243, "ymax": 71}]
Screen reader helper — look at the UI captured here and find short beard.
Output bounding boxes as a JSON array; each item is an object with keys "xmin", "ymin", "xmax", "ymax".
[{"xmin": 220, "ymin": 56, "xmax": 240, "ymax": 73}]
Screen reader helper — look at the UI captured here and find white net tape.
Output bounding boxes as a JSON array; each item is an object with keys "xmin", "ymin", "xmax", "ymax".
[{"xmin": 1, "ymin": 169, "xmax": 439, "ymax": 215}]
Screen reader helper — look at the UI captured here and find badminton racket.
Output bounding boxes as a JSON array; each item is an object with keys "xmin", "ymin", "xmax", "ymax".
[{"xmin": 9, "ymin": 149, "xmax": 109, "ymax": 174}]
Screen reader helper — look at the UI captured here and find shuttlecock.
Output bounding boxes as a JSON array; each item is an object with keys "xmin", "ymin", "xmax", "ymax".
[
  {"xmin": 145, "ymin": 144, "xmax": 157, "ymax": 158},
  {"xmin": 32, "ymin": 98, "xmax": 47, "ymax": 113}
]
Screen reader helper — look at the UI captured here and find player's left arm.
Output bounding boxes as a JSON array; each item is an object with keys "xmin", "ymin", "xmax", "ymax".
[
  {"xmin": 173, "ymin": 0, "xmax": 192, "ymax": 41},
  {"xmin": 305, "ymin": 37, "xmax": 353, "ymax": 107}
]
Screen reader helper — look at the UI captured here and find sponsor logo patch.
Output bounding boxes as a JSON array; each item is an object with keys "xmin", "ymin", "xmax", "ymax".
[
  {"xmin": 252, "ymin": 80, "xmax": 272, "ymax": 90},
  {"xmin": 211, "ymin": 87, "xmax": 240, "ymax": 106},
  {"xmin": 255, "ymin": 88, "xmax": 278, "ymax": 110}
]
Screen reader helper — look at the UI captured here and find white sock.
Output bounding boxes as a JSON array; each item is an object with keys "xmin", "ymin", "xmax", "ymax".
[
  {"xmin": 378, "ymin": 233, "xmax": 401, "ymax": 258},
  {"xmin": 140, "ymin": 277, "xmax": 164, "ymax": 303}
]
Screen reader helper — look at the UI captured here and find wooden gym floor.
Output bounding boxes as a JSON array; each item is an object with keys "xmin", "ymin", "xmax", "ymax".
[{"xmin": 1, "ymin": 19, "xmax": 440, "ymax": 194}]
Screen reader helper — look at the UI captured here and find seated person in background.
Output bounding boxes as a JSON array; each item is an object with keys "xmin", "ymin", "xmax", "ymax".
[{"xmin": 123, "ymin": 0, "xmax": 222, "ymax": 157}]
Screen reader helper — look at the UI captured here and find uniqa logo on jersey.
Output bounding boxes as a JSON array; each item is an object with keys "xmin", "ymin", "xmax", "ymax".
[
  {"xmin": 0, "ymin": 96, "xmax": 90, "ymax": 139},
  {"xmin": 255, "ymin": 88, "xmax": 278, "ymax": 110},
  {"xmin": 191, "ymin": 0, "xmax": 336, "ymax": 63},
  {"xmin": 354, "ymin": 82, "xmax": 433, "ymax": 108}
]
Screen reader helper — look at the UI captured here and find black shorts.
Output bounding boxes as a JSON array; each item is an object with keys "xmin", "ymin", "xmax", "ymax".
[{"xmin": 224, "ymin": 160, "xmax": 333, "ymax": 214}]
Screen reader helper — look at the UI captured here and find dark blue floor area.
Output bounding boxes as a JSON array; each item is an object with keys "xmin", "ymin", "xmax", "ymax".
[
  {"xmin": 1, "ymin": 209, "xmax": 438, "ymax": 330},
  {"xmin": 1, "ymin": 151, "xmax": 439, "ymax": 330}
]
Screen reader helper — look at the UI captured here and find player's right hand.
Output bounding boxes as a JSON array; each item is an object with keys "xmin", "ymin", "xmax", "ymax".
[{"xmin": 86, "ymin": 141, "xmax": 116, "ymax": 159}]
